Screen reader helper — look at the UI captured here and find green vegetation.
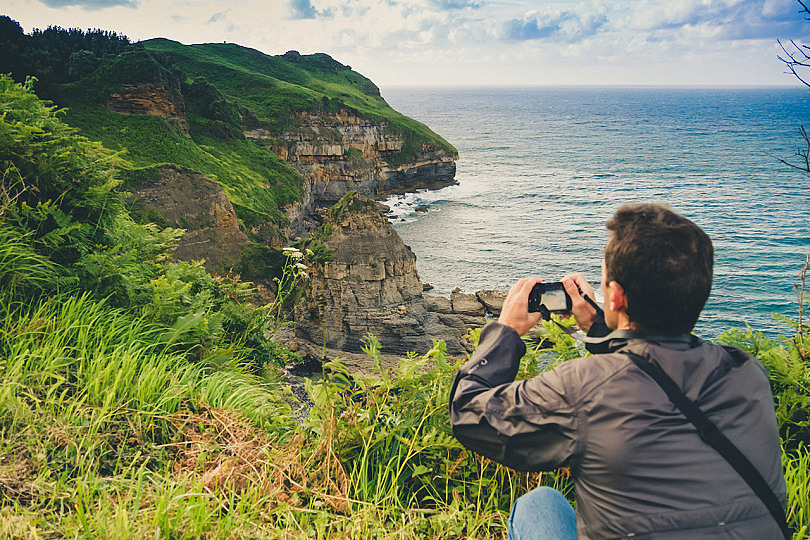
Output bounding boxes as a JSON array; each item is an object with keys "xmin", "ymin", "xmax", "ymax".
[
  {"xmin": 0, "ymin": 75, "xmax": 554, "ymax": 538},
  {"xmin": 0, "ymin": 17, "xmax": 457, "ymax": 230},
  {"xmin": 0, "ymin": 16, "xmax": 131, "ymax": 94},
  {"xmin": 329, "ymin": 190, "xmax": 380, "ymax": 222}
]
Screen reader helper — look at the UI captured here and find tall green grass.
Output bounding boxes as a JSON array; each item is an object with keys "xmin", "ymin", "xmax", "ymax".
[
  {"xmin": 297, "ymin": 333, "xmax": 572, "ymax": 538},
  {"xmin": 0, "ymin": 291, "xmax": 292, "ymax": 439},
  {"xmin": 0, "ymin": 291, "xmax": 297, "ymax": 537},
  {"xmin": 0, "ymin": 226, "xmax": 57, "ymax": 299},
  {"xmin": 784, "ymin": 444, "xmax": 810, "ymax": 539},
  {"xmin": 2, "ymin": 294, "xmax": 808, "ymax": 538}
]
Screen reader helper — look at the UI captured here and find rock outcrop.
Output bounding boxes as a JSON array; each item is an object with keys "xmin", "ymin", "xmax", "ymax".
[
  {"xmin": 475, "ymin": 290, "xmax": 508, "ymax": 316},
  {"xmin": 130, "ymin": 165, "xmax": 249, "ymax": 272},
  {"xmin": 252, "ymin": 110, "xmax": 457, "ymax": 214},
  {"xmin": 107, "ymin": 83, "xmax": 189, "ymax": 137},
  {"xmin": 293, "ymin": 192, "xmax": 483, "ymax": 356}
]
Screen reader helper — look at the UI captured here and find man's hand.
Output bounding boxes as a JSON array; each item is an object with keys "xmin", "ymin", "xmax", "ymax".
[
  {"xmin": 498, "ymin": 277, "xmax": 544, "ymax": 336},
  {"xmin": 562, "ymin": 273, "xmax": 598, "ymax": 333}
]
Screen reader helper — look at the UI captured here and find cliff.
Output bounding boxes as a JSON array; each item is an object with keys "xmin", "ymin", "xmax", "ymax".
[
  {"xmin": 1, "ymin": 25, "xmax": 468, "ymax": 358},
  {"xmin": 38, "ymin": 39, "xmax": 459, "ymax": 239},
  {"xmin": 258, "ymin": 109, "xmax": 457, "ymax": 237},
  {"xmin": 128, "ymin": 165, "xmax": 249, "ymax": 272},
  {"xmin": 293, "ymin": 192, "xmax": 482, "ymax": 356},
  {"xmin": 261, "ymin": 109, "xmax": 456, "ymax": 206}
]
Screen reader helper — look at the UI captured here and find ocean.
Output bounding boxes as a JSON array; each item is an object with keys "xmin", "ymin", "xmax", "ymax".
[{"xmin": 382, "ymin": 87, "xmax": 810, "ymax": 339}]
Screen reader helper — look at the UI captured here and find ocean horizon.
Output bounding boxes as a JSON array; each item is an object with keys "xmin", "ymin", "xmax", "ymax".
[{"xmin": 382, "ymin": 86, "xmax": 810, "ymax": 339}]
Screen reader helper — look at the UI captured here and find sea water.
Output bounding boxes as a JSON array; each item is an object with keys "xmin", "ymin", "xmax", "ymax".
[{"xmin": 382, "ymin": 87, "xmax": 810, "ymax": 339}]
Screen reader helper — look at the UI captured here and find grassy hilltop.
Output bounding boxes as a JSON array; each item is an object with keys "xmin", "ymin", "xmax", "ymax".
[{"xmin": 140, "ymin": 37, "xmax": 455, "ymax": 162}]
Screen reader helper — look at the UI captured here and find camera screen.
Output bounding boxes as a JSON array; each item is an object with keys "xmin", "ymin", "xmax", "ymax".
[{"xmin": 542, "ymin": 288, "xmax": 569, "ymax": 311}]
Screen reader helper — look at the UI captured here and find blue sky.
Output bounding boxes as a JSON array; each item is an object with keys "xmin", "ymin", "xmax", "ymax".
[{"xmin": 4, "ymin": 0, "xmax": 810, "ymax": 87}]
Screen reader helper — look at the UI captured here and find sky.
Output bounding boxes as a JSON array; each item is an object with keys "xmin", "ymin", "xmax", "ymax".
[{"xmin": 4, "ymin": 0, "xmax": 810, "ymax": 88}]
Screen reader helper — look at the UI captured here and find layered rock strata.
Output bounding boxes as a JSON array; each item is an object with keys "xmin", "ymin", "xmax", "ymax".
[
  {"xmin": 293, "ymin": 192, "xmax": 504, "ymax": 357},
  {"xmin": 253, "ymin": 110, "xmax": 457, "ymax": 214},
  {"xmin": 107, "ymin": 83, "xmax": 190, "ymax": 137}
]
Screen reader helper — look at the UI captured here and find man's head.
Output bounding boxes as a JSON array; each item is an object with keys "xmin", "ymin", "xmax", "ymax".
[{"xmin": 602, "ymin": 203, "xmax": 713, "ymax": 335}]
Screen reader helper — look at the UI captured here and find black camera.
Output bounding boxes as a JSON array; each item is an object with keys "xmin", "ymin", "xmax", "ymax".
[{"xmin": 528, "ymin": 282, "xmax": 572, "ymax": 313}]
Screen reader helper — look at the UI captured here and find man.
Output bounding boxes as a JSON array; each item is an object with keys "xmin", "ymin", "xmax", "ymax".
[{"xmin": 449, "ymin": 203, "xmax": 787, "ymax": 539}]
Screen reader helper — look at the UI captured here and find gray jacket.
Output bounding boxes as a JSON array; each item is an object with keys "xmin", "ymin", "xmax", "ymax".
[{"xmin": 449, "ymin": 322, "xmax": 787, "ymax": 539}]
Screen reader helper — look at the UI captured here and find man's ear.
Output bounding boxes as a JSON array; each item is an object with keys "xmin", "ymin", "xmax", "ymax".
[{"xmin": 607, "ymin": 281, "xmax": 628, "ymax": 313}]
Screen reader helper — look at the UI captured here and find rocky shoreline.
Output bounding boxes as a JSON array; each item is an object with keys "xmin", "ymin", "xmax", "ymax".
[{"xmin": 41, "ymin": 39, "xmax": 484, "ymax": 377}]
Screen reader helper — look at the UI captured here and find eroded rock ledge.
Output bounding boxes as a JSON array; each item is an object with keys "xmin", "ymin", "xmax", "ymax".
[
  {"xmin": 251, "ymin": 110, "xmax": 457, "ymax": 215},
  {"xmin": 108, "ymin": 82, "xmax": 189, "ymax": 137},
  {"xmin": 291, "ymin": 192, "xmax": 505, "ymax": 357}
]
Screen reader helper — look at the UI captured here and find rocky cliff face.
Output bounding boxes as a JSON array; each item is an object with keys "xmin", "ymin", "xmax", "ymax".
[
  {"xmin": 130, "ymin": 165, "xmax": 249, "ymax": 273},
  {"xmin": 108, "ymin": 80, "xmax": 469, "ymax": 358},
  {"xmin": 293, "ymin": 192, "xmax": 488, "ymax": 356},
  {"xmin": 249, "ymin": 110, "xmax": 457, "ymax": 214}
]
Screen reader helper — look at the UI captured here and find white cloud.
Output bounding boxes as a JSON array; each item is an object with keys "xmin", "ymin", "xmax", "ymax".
[
  {"xmin": 2, "ymin": 0, "xmax": 808, "ymax": 86},
  {"xmin": 500, "ymin": 4, "xmax": 609, "ymax": 42}
]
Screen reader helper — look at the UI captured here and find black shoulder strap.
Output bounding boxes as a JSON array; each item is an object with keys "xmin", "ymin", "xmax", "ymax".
[{"xmin": 626, "ymin": 351, "xmax": 791, "ymax": 539}]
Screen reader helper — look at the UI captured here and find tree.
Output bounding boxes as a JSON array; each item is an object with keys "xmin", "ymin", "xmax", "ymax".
[{"xmin": 67, "ymin": 49, "xmax": 99, "ymax": 79}]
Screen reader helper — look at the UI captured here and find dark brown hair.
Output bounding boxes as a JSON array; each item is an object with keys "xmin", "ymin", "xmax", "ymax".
[{"xmin": 604, "ymin": 203, "xmax": 713, "ymax": 334}]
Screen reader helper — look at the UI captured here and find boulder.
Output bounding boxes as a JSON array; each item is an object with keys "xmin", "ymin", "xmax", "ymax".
[
  {"xmin": 424, "ymin": 294, "xmax": 452, "ymax": 314},
  {"xmin": 451, "ymin": 291, "xmax": 485, "ymax": 317},
  {"xmin": 476, "ymin": 289, "xmax": 508, "ymax": 316}
]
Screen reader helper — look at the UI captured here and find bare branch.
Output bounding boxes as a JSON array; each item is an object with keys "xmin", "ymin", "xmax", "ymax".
[
  {"xmin": 777, "ymin": 38, "xmax": 810, "ymax": 87},
  {"xmin": 798, "ymin": 0, "xmax": 810, "ymax": 18},
  {"xmin": 780, "ymin": 126, "xmax": 810, "ymax": 173},
  {"xmin": 779, "ymin": 3, "xmax": 810, "ymax": 176}
]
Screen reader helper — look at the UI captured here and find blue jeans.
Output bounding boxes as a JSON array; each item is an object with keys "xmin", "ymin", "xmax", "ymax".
[{"xmin": 507, "ymin": 487, "xmax": 577, "ymax": 540}]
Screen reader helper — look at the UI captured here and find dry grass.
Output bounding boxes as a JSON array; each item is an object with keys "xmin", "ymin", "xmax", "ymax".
[{"xmin": 165, "ymin": 405, "xmax": 352, "ymax": 515}]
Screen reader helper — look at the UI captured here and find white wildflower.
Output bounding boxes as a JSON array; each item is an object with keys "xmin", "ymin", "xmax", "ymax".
[
  {"xmin": 282, "ymin": 247, "xmax": 297, "ymax": 253},
  {"xmin": 306, "ymin": 248, "xmax": 314, "ymax": 255},
  {"xmin": 290, "ymin": 251, "xmax": 304, "ymax": 258},
  {"xmin": 295, "ymin": 263, "xmax": 308, "ymax": 270}
]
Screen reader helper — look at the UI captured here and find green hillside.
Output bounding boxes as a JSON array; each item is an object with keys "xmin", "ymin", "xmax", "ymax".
[
  {"xmin": 139, "ymin": 39, "xmax": 456, "ymax": 163},
  {"xmin": 0, "ymin": 19, "xmax": 456, "ymax": 229}
]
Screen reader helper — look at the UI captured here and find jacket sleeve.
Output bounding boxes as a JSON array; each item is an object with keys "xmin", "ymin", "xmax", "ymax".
[{"xmin": 449, "ymin": 322, "xmax": 580, "ymax": 472}]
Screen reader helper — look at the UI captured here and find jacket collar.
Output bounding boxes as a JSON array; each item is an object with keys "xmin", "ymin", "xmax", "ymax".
[{"xmin": 580, "ymin": 330, "xmax": 700, "ymax": 353}]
